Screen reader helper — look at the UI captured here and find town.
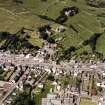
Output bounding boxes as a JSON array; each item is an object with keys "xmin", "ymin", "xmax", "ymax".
[
  {"xmin": 0, "ymin": 46, "xmax": 105, "ymax": 105},
  {"xmin": 0, "ymin": 0, "xmax": 105, "ymax": 105}
]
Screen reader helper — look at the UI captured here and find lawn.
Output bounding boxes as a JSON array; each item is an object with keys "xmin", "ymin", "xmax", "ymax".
[
  {"xmin": 34, "ymin": 80, "xmax": 54, "ymax": 105},
  {"xmin": 42, "ymin": 80, "xmax": 54, "ymax": 98},
  {"xmin": 34, "ymin": 92, "xmax": 42, "ymax": 105},
  {"xmin": 28, "ymin": 38, "xmax": 44, "ymax": 48},
  {"xmin": 80, "ymin": 97, "xmax": 96, "ymax": 105}
]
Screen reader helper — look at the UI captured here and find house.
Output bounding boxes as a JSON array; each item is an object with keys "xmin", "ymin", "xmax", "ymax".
[
  {"xmin": 38, "ymin": 83, "xmax": 44, "ymax": 89},
  {"xmin": 45, "ymin": 68, "xmax": 51, "ymax": 74},
  {"xmin": 3, "ymin": 62, "xmax": 13, "ymax": 71},
  {"xmin": 56, "ymin": 26, "xmax": 65, "ymax": 33},
  {"xmin": 98, "ymin": 97, "xmax": 105, "ymax": 105},
  {"xmin": 25, "ymin": 54, "xmax": 31, "ymax": 59},
  {"xmin": 42, "ymin": 92, "xmax": 80, "ymax": 105},
  {"xmin": 96, "ymin": 81, "xmax": 105, "ymax": 88},
  {"xmin": 61, "ymin": 7, "xmax": 79, "ymax": 17}
]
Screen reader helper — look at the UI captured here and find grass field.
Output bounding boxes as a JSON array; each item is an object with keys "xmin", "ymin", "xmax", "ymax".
[
  {"xmin": 80, "ymin": 97, "xmax": 96, "ymax": 105},
  {"xmin": 0, "ymin": 0, "xmax": 105, "ymax": 55}
]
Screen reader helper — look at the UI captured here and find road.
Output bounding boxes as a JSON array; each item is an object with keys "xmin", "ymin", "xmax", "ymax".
[
  {"xmin": 33, "ymin": 71, "xmax": 48, "ymax": 88},
  {"xmin": 0, "ymin": 53, "xmax": 105, "ymax": 73}
]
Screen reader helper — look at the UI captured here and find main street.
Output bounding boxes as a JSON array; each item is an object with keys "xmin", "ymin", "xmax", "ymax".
[{"xmin": 0, "ymin": 52, "xmax": 105, "ymax": 73}]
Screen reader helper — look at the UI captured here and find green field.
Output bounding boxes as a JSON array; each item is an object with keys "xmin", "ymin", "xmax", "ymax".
[
  {"xmin": 0, "ymin": 0, "xmax": 105, "ymax": 56},
  {"xmin": 80, "ymin": 97, "xmax": 96, "ymax": 105}
]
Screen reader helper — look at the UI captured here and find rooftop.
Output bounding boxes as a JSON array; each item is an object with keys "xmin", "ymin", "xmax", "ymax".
[{"xmin": 42, "ymin": 93, "xmax": 80, "ymax": 105}]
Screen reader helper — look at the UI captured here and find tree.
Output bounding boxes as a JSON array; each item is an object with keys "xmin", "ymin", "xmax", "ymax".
[
  {"xmin": 55, "ymin": 15, "xmax": 68, "ymax": 24},
  {"xmin": 76, "ymin": 77, "xmax": 82, "ymax": 93},
  {"xmin": 64, "ymin": 46, "xmax": 76, "ymax": 56},
  {"xmin": 40, "ymin": 32, "xmax": 48, "ymax": 40},
  {"xmin": 47, "ymin": 74, "xmax": 55, "ymax": 81},
  {"xmin": 13, "ymin": 0, "xmax": 23, "ymax": 4},
  {"xmin": 82, "ymin": 40, "xmax": 89, "ymax": 46},
  {"xmin": 89, "ymin": 33, "xmax": 101, "ymax": 52},
  {"xmin": 47, "ymin": 37, "xmax": 55, "ymax": 43},
  {"xmin": 0, "ymin": 69, "xmax": 4, "ymax": 74},
  {"xmin": 41, "ymin": 0, "xmax": 47, "ymax": 2}
]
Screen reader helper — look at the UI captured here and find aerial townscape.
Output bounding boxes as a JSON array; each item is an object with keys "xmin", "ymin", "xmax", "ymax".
[{"xmin": 1, "ymin": 0, "xmax": 105, "ymax": 105}]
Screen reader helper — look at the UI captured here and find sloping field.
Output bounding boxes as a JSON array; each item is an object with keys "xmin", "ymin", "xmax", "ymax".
[{"xmin": 0, "ymin": 0, "xmax": 105, "ymax": 54}]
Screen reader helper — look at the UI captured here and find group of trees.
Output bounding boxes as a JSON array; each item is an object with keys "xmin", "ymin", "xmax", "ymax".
[
  {"xmin": 38, "ymin": 25, "xmax": 51, "ymax": 40},
  {"xmin": 0, "ymin": 68, "xmax": 4, "ymax": 80},
  {"xmin": 38, "ymin": 25, "xmax": 55, "ymax": 44},
  {"xmin": 83, "ymin": 33, "xmax": 102, "ymax": 52},
  {"xmin": 63, "ymin": 46, "xmax": 76, "ymax": 59},
  {"xmin": 11, "ymin": 86, "xmax": 35, "ymax": 105},
  {"xmin": 55, "ymin": 7, "xmax": 79, "ymax": 24},
  {"xmin": 55, "ymin": 46, "xmax": 76, "ymax": 62},
  {"xmin": 55, "ymin": 32, "xmax": 104, "ymax": 62},
  {"xmin": 55, "ymin": 15, "xmax": 68, "ymax": 24},
  {"xmin": 40, "ymin": 0, "xmax": 47, "ymax": 2},
  {"xmin": 76, "ymin": 77, "xmax": 82, "ymax": 93},
  {"xmin": 11, "ymin": 92, "xmax": 35, "ymax": 105},
  {"xmin": 13, "ymin": 0, "xmax": 23, "ymax": 4},
  {"xmin": 0, "ymin": 31, "xmax": 40, "ymax": 54}
]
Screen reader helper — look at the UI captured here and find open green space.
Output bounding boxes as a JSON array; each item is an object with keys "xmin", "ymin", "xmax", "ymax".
[
  {"xmin": 0, "ymin": 0, "xmax": 105, "ymax": 57},
  {"xmin": 80, "ymin": 97, "xmax": 96, "ymax": 105},
  {"xmin": 34, "ymin": 80, "xmax": 54, "ymax": 105}
]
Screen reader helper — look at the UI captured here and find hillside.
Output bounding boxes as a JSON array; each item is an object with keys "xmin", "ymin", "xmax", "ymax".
[{"xmin": 0, "ymin": 0, "xmax": 105, "ymax": 59}]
